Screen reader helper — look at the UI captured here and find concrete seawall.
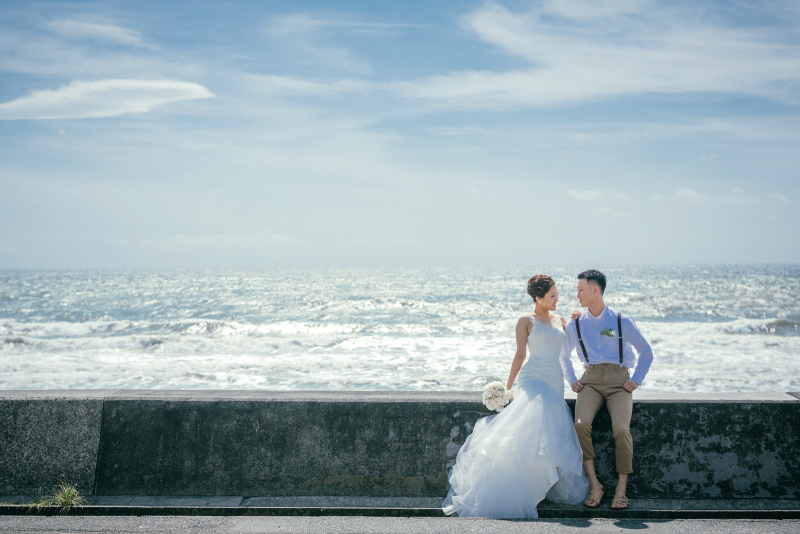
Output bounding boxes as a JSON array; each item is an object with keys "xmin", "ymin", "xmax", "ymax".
[{"xmin": 1, "ymin": 390, "xmax": 798, "ymax": 500}]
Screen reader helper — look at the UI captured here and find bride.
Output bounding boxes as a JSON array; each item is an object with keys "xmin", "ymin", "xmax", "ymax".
[{"xmin": 442, "ymin": 274, "xmax": 590, "ymax": 518}]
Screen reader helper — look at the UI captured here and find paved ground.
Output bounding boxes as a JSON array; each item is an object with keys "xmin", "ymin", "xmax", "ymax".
[
  {"xmin": 4, "ymin": 495, "xmax": 799, "ymax": 511},
  {"xmin": 1, "ymin": 517, "xmax": 799, "ymax": 533}
]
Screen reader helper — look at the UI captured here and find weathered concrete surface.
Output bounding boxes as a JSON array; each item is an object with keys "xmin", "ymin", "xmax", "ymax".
[
  {"xmin": 95, "ymin": 391, "xmax": 483, "ymax": 497},
  {"xmin": 588, "ymin": 394, "xmax": 800, "ymax": 499},
  {"xmin": 92, "ymin": 391, "xmax": 800, "ymax": 499},
  {"xmin": 0, "ymin": 390, "xmax": 115, "ymax": 495},
  {"xmin": 2, "ymin": 390, "xmax": 799, "ymax": 500},
  {"xmin": 239, "ymin": 496, "xmax": 444, "ymax": 508}
]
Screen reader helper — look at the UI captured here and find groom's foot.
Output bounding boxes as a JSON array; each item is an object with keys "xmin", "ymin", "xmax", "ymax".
[
  {"xmin": 611, "ymin": 493, "xmax": 629, "ymax": 509},
  {"xmin": 584, "ymin": 483, "xmax": 605, "ymax": 508}
]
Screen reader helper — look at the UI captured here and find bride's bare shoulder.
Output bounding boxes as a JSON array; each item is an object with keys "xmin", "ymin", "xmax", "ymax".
[{"xmin": 516, "ymin": 315, "xmax": 535, "ymax": 330}]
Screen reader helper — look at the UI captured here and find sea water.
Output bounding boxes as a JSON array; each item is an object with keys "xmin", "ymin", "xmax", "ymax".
[{"xmin": 1, "ymin": 266, "xmax": 798, "ymax": 392}]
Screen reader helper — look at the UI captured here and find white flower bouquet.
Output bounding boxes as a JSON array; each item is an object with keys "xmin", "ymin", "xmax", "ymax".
[{"xmin": 482, "ymin": 381, "xmax": 513, "ymax": 412}]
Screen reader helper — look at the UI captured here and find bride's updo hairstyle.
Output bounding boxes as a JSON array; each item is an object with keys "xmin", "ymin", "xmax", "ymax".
[{"xmin": 527, "ymin": 275, "xmax": 555, "ymax": 304}]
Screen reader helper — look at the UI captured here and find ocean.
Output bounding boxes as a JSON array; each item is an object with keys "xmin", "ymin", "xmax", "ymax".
[{"xmin": 1, "ymin": 266, "xmax": 798, "ymax": 392}]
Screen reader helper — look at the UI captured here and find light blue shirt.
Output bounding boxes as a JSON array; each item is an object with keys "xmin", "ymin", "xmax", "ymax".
[{"xmin": 559, "ymin": 305, "xmax": 654, "ymax": 386}]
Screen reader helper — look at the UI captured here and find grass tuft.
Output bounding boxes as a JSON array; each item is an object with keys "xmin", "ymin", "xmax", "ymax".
[{"xmin": 28, "ymin": 482, "xmax": 86, "ymax": 514}]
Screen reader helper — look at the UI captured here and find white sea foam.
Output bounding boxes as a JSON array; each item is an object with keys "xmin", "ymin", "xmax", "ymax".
[{"xmin": 1, "ymin": 266, "xmax": 798, "ymax": 392}]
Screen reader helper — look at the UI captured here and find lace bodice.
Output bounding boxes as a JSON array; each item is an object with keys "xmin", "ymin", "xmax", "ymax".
[{"xmin": 517, "ymin": 314, "xmax": 566, "ymax": 398}]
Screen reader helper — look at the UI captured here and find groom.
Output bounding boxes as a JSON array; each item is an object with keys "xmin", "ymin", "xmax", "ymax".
[{"xmin": 559, "ymin": 270, "xmax": 653, "ymax": 509}]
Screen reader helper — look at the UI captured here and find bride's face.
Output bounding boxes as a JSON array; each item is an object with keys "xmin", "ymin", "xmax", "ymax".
[{"xmin": 538, "ymin": 285, "xmax": 559, "ymax": 311}]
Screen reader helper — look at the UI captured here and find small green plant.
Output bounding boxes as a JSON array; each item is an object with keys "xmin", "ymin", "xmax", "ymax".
[{"xmin": 28, "ymin": 482, "xmax": 86, "ymax": 514}]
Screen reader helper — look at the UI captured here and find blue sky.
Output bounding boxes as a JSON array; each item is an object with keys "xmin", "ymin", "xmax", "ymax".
[{"xmin": 1, "ymin": 0, "xmax": 799, "ymax": 268}]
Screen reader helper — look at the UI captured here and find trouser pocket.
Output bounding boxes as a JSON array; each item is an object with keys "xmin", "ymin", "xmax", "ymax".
[{"xmin": 615, "ymin": 366, "xmax": 629, "ymax": 386}]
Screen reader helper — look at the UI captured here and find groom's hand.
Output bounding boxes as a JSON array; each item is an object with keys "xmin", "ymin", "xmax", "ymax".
[
  {"xmin": 623, "ymin": 379, "xmax": 639, "ymax": 392},
  {"xmin": 571, "ymin": 380, "xmax": 584, "ymax": 393}
]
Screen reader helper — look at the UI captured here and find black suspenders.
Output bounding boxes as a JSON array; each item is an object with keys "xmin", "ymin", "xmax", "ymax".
[
  {"xmin": 617, "ymin": 312, "xmax": 623, "ymax": 364},
  {"xmin": 575, "ymin": 311, "xmax": 623, "ymax": 364},
  {"xmin": 575, "ymin": 315, "xmax": 589, "ymax": 363}
]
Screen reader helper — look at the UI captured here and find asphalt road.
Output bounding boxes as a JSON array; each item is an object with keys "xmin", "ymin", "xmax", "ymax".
[{"xmin": 1, "ymin": 517, "xmax": 799, "ymax": 533}]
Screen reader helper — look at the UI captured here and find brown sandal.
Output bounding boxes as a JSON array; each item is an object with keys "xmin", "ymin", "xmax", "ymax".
[
  {"xmin": 584, "ymin": 484, "xmax": 605, "ymax": 508},
  {"xmin": 611, "ymin": 493, "xmax": 629, "ymax": 509}
]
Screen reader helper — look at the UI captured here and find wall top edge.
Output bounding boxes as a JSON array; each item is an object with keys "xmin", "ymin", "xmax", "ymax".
[
  {"xmin": 0, "ymin": 389, "xmax": 121, "ymax": 400},
  {"xmin": 0, "ymin": 390, "xmax": 798, "ymax": 403}
]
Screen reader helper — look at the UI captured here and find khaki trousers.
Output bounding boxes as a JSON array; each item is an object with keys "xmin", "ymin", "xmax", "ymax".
[{"xmin": 574, "ymin": 363, "xmax": 633, "ymax": 474}]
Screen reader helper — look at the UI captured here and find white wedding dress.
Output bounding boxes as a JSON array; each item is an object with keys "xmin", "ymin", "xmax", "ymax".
[{"xmin": 441, "ymin": 314, "xmax": 589, "ymax": 518}]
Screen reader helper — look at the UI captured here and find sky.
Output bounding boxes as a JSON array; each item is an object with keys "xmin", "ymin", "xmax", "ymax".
[{"xmin": 1, "ymin": 0, "xmax": 799, "ymax": 268}]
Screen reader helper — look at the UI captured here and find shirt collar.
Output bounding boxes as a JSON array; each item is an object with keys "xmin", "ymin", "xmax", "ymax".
[{"xmin": 585, "ymin": 304, "xmax": 609, "ymax": 321}]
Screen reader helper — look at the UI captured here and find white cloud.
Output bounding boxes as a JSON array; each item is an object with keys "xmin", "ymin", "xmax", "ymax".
[
  {"xmin": 543, "ymin": 0, "xmax": 651, "ymax": 20},
  {"xmin": 594, "ymin": 206, "xmax": 635, "ymax": 217},
  {"xmin": 677, "ymin": 188, "xmax": 705, "ymax": 202},
  {"xmin": 422, "ymin": 126, "xmax": 495, "ymax": 136},
  {"xmin": 46, "ymin": 19, "xmax": 155, "ymax": 49},
  {"xmin": 769, "ymin": 193, "xmax": 791, "ymax": 204},
  {"xmin": 0, "ymin": 79, "xmax": 215, "ymax": 120},
  {"xmin": 264, "ymin": 14, "xmax": 400, "ymax": 74},
  {"xmin": 568, "ymin": 189, "xmax": 603, "ymax": 201},
  {"xmin": 266, "ymin": 13, "xmax": 421, "ymax": 35},
  {"xmin": 724, "ymin": 187, "xmax": 756, "ymax": 205},
  {"xmin": 395, "ymin": 2, "xmax": 800, "ymax": 108},
  {"xmin": 243, "ymin": 74, "xmax": 371, "ymax": 96}
]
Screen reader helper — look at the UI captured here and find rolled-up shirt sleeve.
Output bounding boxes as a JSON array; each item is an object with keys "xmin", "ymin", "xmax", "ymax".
[
  {"xmin": 560, "ymin": 322, "xmax": 580, "ymax": 385},
  {"xmin": 624, "ymin": 317, "xmax": 653, "ymax": 385}
]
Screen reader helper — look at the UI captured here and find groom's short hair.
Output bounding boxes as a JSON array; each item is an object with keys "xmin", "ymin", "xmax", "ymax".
[{"xmin": 578, "ymin": 270, "xmax": 606, "ymax": 294}]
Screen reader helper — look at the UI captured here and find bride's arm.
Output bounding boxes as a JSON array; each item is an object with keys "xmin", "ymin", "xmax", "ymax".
[{"xmin": 506, "ymin": 317, "xmax": 530, "ymax": 390}]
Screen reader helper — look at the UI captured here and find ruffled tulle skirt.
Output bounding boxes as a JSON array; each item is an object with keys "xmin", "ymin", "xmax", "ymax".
[{"xmin": 441, "ymin": 379, "xmax": 589, "ymax": 519}]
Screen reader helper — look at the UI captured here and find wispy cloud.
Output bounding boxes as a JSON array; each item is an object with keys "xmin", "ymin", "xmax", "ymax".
[
  {"xmin": 266, "ymin": 13, "xmax": 421, "ymax": 35},
  {"xmin": 264, "ymin": 13, "xmax": 410, "ymax": 74},
  {"xmin": 46, "ymin": 19, "xmax": 156, "ymax": 49},
  {"xmin": 0, "ymin": 79, "xmax": 215, "ymax": 120},
  {"xmin": 724, "ymin": 186, "xmax": 757, "ymax": 205},
  {"xmin": 422, "ymin": 126, "xmax": 495, "ymax": 136},
  {"xmin": 542, "ymin": 0, "xmax": 651, "ymax": 20},
  {"xmin": 242, "ymin": 74, "xmax": 372, "ymax": 96},
  {"xmin": 395, "ymin": 1, "xmax": 800, "ymax": 108},
  {"xmin": 594, "ymin": 206, "xmax": 635, "ymax": 218},
  {"xmin": 568, "ymin": 189, "xmax": 604, "ymax": 201},
  {"xmin": 676, "ymin": 188, "xmax": 705, "ymax": 202}
]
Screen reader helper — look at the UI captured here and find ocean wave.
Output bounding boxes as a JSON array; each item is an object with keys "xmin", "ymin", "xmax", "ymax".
[
  {"xmin": 1, "ymin": 266, "xmax": 799, "ymax": 391},
  {"xmin": 724, "ymin": 319, "xmax": 800, "ymax": 337},
  {"xmin": 140, "ymin": 338, "xmax": 166, "ymax": 349}
]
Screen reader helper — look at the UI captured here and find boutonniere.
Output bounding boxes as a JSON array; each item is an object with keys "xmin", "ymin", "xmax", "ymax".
[{"xmin": 600, "ymin": 328, "xmax": 617, "ymax": 337}]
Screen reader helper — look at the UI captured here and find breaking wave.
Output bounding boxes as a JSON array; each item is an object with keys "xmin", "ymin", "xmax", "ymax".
[{"xmin": 1, "ymin": 265, "xmax": 799, "ymax": 391}]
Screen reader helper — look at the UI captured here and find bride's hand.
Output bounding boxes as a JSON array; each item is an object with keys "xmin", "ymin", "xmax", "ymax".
[{"xmin": 571, "ymin": 309, "xmax": 582, "ymax": 320}]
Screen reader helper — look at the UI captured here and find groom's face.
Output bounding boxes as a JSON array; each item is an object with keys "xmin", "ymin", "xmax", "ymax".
[{"xmin": 576, "ymin": 279, "xmax": 599, "ymax": 307}]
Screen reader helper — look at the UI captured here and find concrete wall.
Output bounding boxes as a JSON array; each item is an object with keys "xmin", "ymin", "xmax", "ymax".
[
  {"xmin": 0, "ymin": 390, "xmax": 113, "ymax": 495},
  {"xmin": 1, "ymin": 390, "xmax": 798, "ymax": 499}
]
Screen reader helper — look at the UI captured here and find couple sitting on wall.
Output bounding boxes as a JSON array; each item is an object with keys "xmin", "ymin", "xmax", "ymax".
[{"xmin": 442, "ymin": 270, "xmax": 654, "ymax": 519}]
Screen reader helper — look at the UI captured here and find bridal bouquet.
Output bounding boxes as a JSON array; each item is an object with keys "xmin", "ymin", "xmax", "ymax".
[{"xmin": 482, "ymin": 382, "xmax": 513, "ymax": 412}]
